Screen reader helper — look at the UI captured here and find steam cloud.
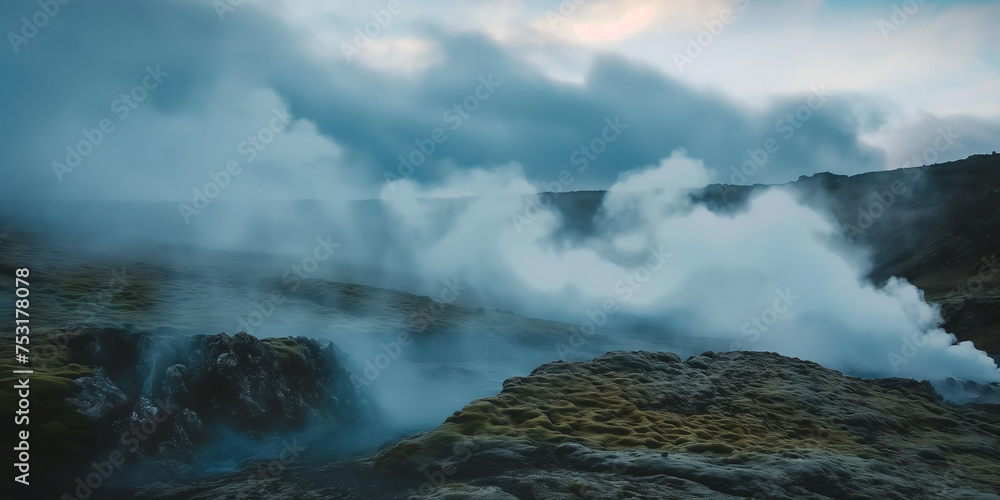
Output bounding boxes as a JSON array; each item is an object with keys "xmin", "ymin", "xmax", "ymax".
[{"xmin": 377, "ymin": 151, "xmax": 1000, "ymax": 382}]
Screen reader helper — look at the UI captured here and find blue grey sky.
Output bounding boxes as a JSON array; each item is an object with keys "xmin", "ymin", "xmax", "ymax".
[{"xmin": 1, "ymin": 0, "xmax": 997, "ymax": 201}]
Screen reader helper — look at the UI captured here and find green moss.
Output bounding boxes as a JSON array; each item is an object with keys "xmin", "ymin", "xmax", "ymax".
[
  {"xmin": 262, "ymin": 337, "xmax": 312, "ymax": 371},
  {"xmin": 0, "ymin": 331, "xmax": 96, "ymax": 473},
  {"xmin": 374, "ymin": 441, "xmax": 425, "ymax": 467},
  {"xmin": 388, "ymin": 352, "xmax": 1000, "ymax": 493},
  {"xmin": 433, "ymin": 375, "xmax": 864, "ymax": 458}
]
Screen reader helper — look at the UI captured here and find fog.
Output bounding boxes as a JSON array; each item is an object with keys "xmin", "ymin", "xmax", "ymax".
[
  {"xmin": 368, "ymin": 151, "xmax": 1000, "ymax": 383},
  {"xmin": 6, "ymin": 148, "xmax": 998, "ymax": 409}
]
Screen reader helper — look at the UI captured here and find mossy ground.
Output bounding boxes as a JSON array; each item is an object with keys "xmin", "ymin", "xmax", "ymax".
[
  {"xmin": 424, "ymin": 373, "xmax": 862, "ymax": 456},
  {"xmin": 0, "ymin": 330, "xmax": 96, "ymax": 476},
  {"xmin": 381, "ymin": 351, "xmax": 1000, "ymax": 492}
]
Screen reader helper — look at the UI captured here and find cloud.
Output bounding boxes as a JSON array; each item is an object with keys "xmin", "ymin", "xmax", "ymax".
[
  {"xmin": 376, "ymin": 151, "xmax": 1000, "ymax": 382},
  {"xmin": 0, "ymin": 0, "xmax": 902, "ymax": 206},
  {"xmin": 1, "ymin": 0, "xmax": 997, "ymax": 389},
  {"xmin": 871, "ymin": 112, "xmax": 1000, "ymax": 169},
  {"xmin": 574, "ymin": 6, "xmax": 654, "ymax": 41}
]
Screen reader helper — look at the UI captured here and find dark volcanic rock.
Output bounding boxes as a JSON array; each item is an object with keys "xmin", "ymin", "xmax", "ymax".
[
  {"xmin": 16, "ymin": 328, "xmax": 374, "ymax": 498},
  {"xmin": 377, "ymin": 350, "xmax": 1000, "ymax": 499},
  {"xmin": 932, "ymin": 377, "xmax": 1000, "ymax": 405},
  {"xmin": 135, "ymin": 350, "xmax": 1000, "ymax": 499},
  {"xmin": 66, "ymin": 329, "xmax": 372, "ymax": 449},
  {"xmin": 64, "ymin": 367, "xmax": 129, "ymax": 423},
  {"xmin": 183, "ymin": 331, "xmax": 369, "ymax": 433}
]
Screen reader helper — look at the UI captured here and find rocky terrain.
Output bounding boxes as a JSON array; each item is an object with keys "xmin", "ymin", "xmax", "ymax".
[
  {"xmin": 3, "ymin": 155, "xmax": 997, "ymax": 354},
  {"xmin": 130, "ymin": 350, "xmax": 1000, "ymax": 499},
  {"xmin": 0, "ymin": 328, "xmax": 370, "ymax": 498},
  {"xmin": 2, "ymin": 156, "xmax": 1000, "ymax": 499}
]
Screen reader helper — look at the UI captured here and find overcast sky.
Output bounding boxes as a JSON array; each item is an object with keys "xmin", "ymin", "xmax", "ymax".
[{"xmin": 2, "ymin": 0, "xmax": 998, "ymax": 202}]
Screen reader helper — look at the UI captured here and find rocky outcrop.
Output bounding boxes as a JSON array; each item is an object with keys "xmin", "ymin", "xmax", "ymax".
[
  {"xmin": 140, "ymin": 350, "xmax": 1000, "ymax": 499},
  {"xmin": 64, "ymin": 366, "xmax": 128, "ymax": 423},
  {"xmin": 932, "ymin": 377, "xmax": 1000, "ymax": 405},
  {"xmin": 372, "ymin": 350, "xmax": 1000, "ymax": 499},
  {"xmin": 63, "ymin": 329, "xmax": 372, "ymax": 453},
  {"xmin": 8, "ymin": 328, "xmax": 372, "ymax": 499}
]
